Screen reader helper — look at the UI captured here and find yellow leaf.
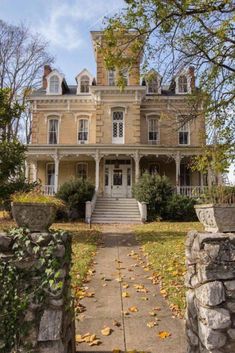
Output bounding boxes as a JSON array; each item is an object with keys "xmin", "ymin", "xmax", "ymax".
[
  {"xmin": 158, "ymin": 331, "xmax": 171, "ymax": 339},
  {"xmin": 101, "ymin": 326, "xmax": 112, "ymax": 336},
  {"xmin": 75, "ymin": 334, "xmax": 84, "ymax": 343},
  {"xmin": 89, "ymin": 339, "xmax": 101, "ymax": 346},
  {"xmin": 122, "ymin": 292, "xmax": 130, "ymax": 298},
  {"xmin": 149, "ymin": 311, "xmax": 156, "ymax": 316},
  {"xmin": 122, "ymin": 283, "xmax": 129, "ymax": 289},
  {"xmin": 128, "ymin": 306, "xmax": 138, "ymax": 313},
  {"xmin": 141, "ymin": 297, "xmax": 148, "ymax": 301},
  {"xmin": 147, "ymin": 321, "xmax": 157, "ymax": 328},
  {"xmin": 113, "ymin": 349, "xmax": 121, "ymax": 353}
]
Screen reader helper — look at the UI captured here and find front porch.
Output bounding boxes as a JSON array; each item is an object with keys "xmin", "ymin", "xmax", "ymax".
[{"xmin": 26, "ymin": 145, "xmax": 210, "ymax": 198}]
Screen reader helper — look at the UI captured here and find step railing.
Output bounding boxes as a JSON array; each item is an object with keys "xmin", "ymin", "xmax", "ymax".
[
  {"xmin": 137, "ymin": 201, "xmax": 147, "ymax": 223},
  {"xmin": 85, "ymin": 190, "xmax": 98, "ymax": 225}
]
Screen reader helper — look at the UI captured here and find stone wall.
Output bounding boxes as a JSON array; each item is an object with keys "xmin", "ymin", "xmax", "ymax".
[
  {"xmin": 0, "ymin": 230, "xmax": 75, "ymax": 353},
  {"xmin": 185, "ymin": 230, "xmax": 235, "ymax": 353}
]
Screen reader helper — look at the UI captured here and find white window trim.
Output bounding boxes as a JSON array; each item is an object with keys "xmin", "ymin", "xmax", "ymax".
[
  {"xmin": 46, "ymin": 70, "xmax": 64, "ymax": 95},
  {"xmin": 111, "ymin": 107, "xmax": 125, "ymax": 144},
  {"xmin": 146, "ymin": 114, "xmax": 160, "ymax": 144},
  {"xmin": 146, "ymin": 77, "xmax": 161, "ymax": 94},
  {"xmin": 177, "ymin": 116, "xmax": 190, "ymax": 145},
  {"xmin": 76, "ymin": 69, "xmax": 93, "ymax": 95},
  {"xmin": 46, "ymin": 162, "xmax": 55, "ymax": 186},
  {"xmin": 77, "ymin": 116, "xmax": 90, "ymax": 144},
  {"xmin": 175, "ymin": 72, "xmax": 191, "ymax": 94},
  {"xmin": 47, "ymin": 116, "xmax": 60, "ymax": 145},
  {"xmin": 76, "ymin": 162, "xmax": 88, "ymax": 179},
  {"xmin": 107, "ymin": 70, "xmax": 116, "ymax": 86}
]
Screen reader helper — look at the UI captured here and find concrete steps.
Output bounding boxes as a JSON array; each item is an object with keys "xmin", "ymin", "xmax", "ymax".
[{"xmin": 91, "ymin": 197, "xmax": 142, "ymax": 224}]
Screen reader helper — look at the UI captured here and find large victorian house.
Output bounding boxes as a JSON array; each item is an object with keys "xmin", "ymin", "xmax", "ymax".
[{"xmin": 26, "ymin": 31, "xmax": 208, "ymax": 222}]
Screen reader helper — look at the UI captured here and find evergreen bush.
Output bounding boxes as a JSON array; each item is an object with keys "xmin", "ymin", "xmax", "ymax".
[{"xmin": 166, "ymin": 194, "xmax": 197, "ymax": 221}]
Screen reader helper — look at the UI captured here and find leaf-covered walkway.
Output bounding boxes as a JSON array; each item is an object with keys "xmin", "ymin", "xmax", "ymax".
[{"xmin": 75, "ymin": 224, "xmax": 186, "ymax": 353}]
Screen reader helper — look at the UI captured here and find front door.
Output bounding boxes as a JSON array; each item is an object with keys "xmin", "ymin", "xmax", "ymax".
[{"xmin": 104, "ymin": 163, "xmax": 132, "ymax": 198}]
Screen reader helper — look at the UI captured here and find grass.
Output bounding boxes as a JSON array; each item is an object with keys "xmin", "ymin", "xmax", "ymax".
[{"xmin": 135, "ymin": 221, "xmax": 203, "ymax": 317}]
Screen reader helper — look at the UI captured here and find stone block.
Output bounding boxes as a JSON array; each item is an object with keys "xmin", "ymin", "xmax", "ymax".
[
  {"xmin": 198, "ymin": 322, "xmax": 227, "ymax": 350},
  {"xmin": 53, "ymin": 244, "xmax": 65, "ymax": 258},
  {"xmin": 186, "ymin": 328, "xmax": 198, "ymax": 346},
  {"xmin": 224, "ymin": 280, "xmax": 235, "ymax": 291},
  {"xmin": 38, "ymin": 340, "xmax": 65, "ymax": 353},
  {"xmin": 198, "ymin": 306, "xmax": 231, "ymax": 329},
  {"xmin": 228, "ymin": 328, "xmax": 235, "ymax": 339},
  {"xmin": 0, "ymin": 233, "xmax": 12, "ymax": 251},
  {"xmin": 38, "ymin": 309, "xmax": 62, "ymax": 341},
  {"xmin": 195, "ymin": 281, "xmax": 225, "ymax": 306}
]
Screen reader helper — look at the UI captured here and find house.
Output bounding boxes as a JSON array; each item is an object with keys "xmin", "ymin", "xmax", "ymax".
[{"xmin": 26, "ymin": 31, "xmax": 210, "ymax": 222}]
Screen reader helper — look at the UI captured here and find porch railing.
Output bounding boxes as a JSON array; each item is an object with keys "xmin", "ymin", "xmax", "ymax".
[
  {"xmin": 177, "ymin": 186, "xmax": 207, "ymax": 198},
  {"xmin": 43, "ymin": 185, "xmax": 55, "ymax": 195}
]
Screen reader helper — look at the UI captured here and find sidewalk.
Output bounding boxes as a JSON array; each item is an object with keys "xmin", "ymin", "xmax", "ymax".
[{"xmin": 76, "ymin": 224, "xmax": 186, "ymax": 353}]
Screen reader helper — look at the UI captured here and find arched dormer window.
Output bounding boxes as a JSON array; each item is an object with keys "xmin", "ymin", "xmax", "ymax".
[
  {"xmin": 49, "ymin": 75, "xmax": 60, "ymax": 94},
  {"xmin": 178, "ymin": 75, "xmax": 188, "ymax": 93},
  {"xmin": 76, "ymin": 69, "xmax": 93, "ymax": 95},
  {"xmin": 146, "ymin": 70, "xmax": 161, "ymax": 94},
  {"xmin": 46, "ymin": 70, "xmax": 64, "ymax": 95},
  {"xmin": 80, "ymin": 75, "xmax": 90, "ymax": 93}
]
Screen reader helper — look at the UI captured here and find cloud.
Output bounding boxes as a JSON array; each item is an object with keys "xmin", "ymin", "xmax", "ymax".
[{"xmin": 38, "ymin": 0, "xmax": 124, "ymax": 50}]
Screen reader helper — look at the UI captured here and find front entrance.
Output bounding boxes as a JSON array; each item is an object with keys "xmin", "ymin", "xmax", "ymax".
[{"xmin": 104, "ymin": 159, "xmax": 132, "ymax": 198}]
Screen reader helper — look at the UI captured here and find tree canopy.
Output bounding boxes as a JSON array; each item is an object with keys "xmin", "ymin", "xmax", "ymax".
[{"xmin": 103, "ymin": 0, "xmax": 235, "ymax": 171}]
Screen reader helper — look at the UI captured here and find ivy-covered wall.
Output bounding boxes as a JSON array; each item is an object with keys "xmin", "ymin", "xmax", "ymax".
[{"xmin": 0, "ymin": 228, "xmax": 75, "ymax": 353}]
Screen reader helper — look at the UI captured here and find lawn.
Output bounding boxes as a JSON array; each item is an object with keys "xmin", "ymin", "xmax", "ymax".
[{"xmin": 135, "ymin": 221, "xmax": 203, "ymax": 317}]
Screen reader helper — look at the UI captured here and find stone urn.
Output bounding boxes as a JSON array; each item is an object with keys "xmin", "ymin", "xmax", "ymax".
[
  {"xmin": 11, "ymin": 202, "xmax": 56, "ymax": 232},
  {"xmin": 194, "ymin": 204, "xmax": 235, "ymax": 233}
]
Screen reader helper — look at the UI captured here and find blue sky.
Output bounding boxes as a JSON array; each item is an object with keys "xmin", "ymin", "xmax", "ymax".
[
  {"xmin": 1, "ymin": 0, "xmax": 234, "ymax": 182},
  {"xmin": 0, "ymin": 0, "xmax": 125, "ymax": 83}
]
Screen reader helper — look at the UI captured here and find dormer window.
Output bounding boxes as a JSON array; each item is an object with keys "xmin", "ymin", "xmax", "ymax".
[
  {"xmin": 49, "ymin": 75, "xmax": 60, "ymax": 94},
  {"xmin": 80, "ymin": 75, "xmax": 90, "ymax": 93},
  {"xmin": 178, "ymin": 75, "xmax": 188, "ymax": 93},
  {"xmin": 147, "ymin": 77, "xmax": 159, "ymax": 94}
]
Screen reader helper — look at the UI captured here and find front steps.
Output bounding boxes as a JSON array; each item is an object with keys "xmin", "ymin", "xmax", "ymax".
[{"xmin": 91, "ymin": 197, "xmax": 142, "ymax": 224}]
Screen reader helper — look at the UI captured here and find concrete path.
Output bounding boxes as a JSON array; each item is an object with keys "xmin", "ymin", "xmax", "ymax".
[{"xmin": 76, "ymin": 224, "xmax": 186, "ymax": 353}]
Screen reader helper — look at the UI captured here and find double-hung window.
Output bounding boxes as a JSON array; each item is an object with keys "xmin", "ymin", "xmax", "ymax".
[
  {"xmin": 178, "ymin": 75, "xmax": 188, "ymax": 93},
  {"xmin": 178, "ymin": 119, "xmax": 189, "ymax": 145},
  {"xmin": 48, "ymin": 119, "xmax": 59, "ymax": 144},
  {"xmin": 108, "ymin": 70, "xmax": 115, "ymax": 86},
  {"xmin": 80, "ymin": 75, "xmax": 90, "ymax": 93},
  {"xmin": 148, "ymin": 116, "xmax": 159, "ymax": 144},
  {"xmin": 49, "ymin": 75, "xmax": 60, "ymax": 94},
  {"xmin": 78, "ymin": 119, "xmax": 88, "ymax": 144},
  {"xmin": 112, "ymin": 110, "xmax": 124, "ymax": 144}
]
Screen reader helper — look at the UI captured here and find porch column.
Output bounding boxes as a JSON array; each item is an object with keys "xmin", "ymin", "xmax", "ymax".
[
  {"xmin": 53, "ymin": 156, "xmax": 60, "ymax": 193},
  {"xmin": 208, "ymin": 166, "xmax": 212, "ymax": 188},
  {"xmin": 175, "ymin": 152, "xmax": 181, "ymax": 194},
  {"xmin": 31, "ymin": 161, "xmax": 38, "ymax": 182},
  {"xmin": 95, "ymin": 153, "xmax": 101, "ymax": 191},
  {"xmin": 134, "ymin": 152, "xmax": 140, "ymax": 182},
  {"xmin": 25, "ymin": 160, "xmax": 29, "ymax": 181}
]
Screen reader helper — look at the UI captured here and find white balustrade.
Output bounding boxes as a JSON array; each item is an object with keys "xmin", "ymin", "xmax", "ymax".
[{"xmin": 43, "ymin": 185, "xmax": 55, "ymax": 195}]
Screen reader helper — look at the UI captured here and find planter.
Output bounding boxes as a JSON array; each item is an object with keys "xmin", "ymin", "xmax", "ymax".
[
  {"xmin": 194, "ymin": 204, "xmax": 235, "ymax": 233},
  {"xmin": 11, "ymin": 202, "xmax": 56, "ymax": 232}
]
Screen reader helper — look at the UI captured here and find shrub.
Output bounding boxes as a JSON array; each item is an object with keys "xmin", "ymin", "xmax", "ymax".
[
  {"xmin": 12, "ymin": 191, "xmax": 64, "ymax": 208},
  {"xmin": 132, "ymin": 173, "xmax": 173, "ymax": 220},
  {"xmin": 166, "ymin": 194, "xmax": 197, "ymax": 221},
  {"xmin": 56, "ymin": 178, "xmax": 95, "ymax": 220},
  {"xmin": 199, "ymin": 185, "xmax": 235, "ymax": 204}
]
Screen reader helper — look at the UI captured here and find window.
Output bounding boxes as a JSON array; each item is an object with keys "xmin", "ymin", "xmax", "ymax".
[
  {"xmin": 178, "ymin": 75, "xmax": 188, "ymax": 93},
  {"xmin": 178, "ymin": 121, "xmax": 189, "ymax": 145},
  {"xmin": 48, "ymin": 119, "xmax": 59, "ymax": 144},
  {"xmin": 47, "ymin": 163, "xmax": 55, "ymax": 186},
  {"xmin": 76, "ymin": 163, "xmax": 88, "ymax": 179},
  {"xmin": 149, "ymin": 164, "xmax": 160, "ymax": 175},
  {"xmin": 180, "ymin": 163, "xmax": 190, "ymax": 186},
  {"xmin": 148, "ymin": 116, "xmax": 159, "ymax": 144},
  {"xmin": 78, "ymin": 119, "xmax": 88, "ymax": 143},
  {"xmin": 112, "ymin": 110, "xmax": 124, "ymax": 144},
  {"xmin": 108, "ymin": 70, "xmax": 116, "ymax": 86},
  {"xmin": 80, "ymin": 75, "xmax": 90, "ymax": 93},
  {"xmin": 122, "ymin": 69, "xmax": 128, "ymax": 85},
  {"xmin": 147, "ymin": 77, "xmax": 159, "ymax": 94},
  {"xmin": 49, "ymin": 75, "xmax": 60, "ymax": 94}
]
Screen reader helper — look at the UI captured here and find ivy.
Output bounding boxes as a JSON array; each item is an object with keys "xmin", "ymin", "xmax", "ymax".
[{"xmin": 0, "ymin": 227, "xmax": 69, "ymax": 353}]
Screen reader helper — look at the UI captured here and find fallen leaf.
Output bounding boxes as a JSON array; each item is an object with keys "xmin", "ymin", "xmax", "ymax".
[
  {"xmin": 158, "ymin": 331, "xmax": 171, "ymax": 339},
  {"xmin": 122, "ymin": 283, "xmax": 129, "ymax": 289},
  {"xmin": 113, "ymin": 320, "xmax": 121, "ymax": 327},
  {"xmin": 147, "ymin": 321, "xmax": 157, "ymax": 328},
  {"xmin": 141, "ymin": 297, "xmax": 148, "ymax": 301},
  {"xmin": 149, "ymin": 311, "xmax": 156, "ymax": 316},
  {"xmin": 113, "ymin": 349, "xmax": 121, "ymax": 353},
  {"xmin": 75, "ymin": 334, "xmax": 84, "ymax": 343},
  {"xmin": 122, "ymin": 292, "xmax": 130, "ymax": 298},
  {"xmin": 101, "ymin": 326, "xmax": 112, "ymax": 336},
  {"xmin": 128, "ymin": 306, "xmax": 138, "ymax": 313},
  {"xmin": 89, "ymin": 339, "xmax": 101, "ymax": 346}
]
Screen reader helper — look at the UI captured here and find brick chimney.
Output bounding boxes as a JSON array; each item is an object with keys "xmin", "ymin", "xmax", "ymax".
[
  {"xmin": 42, "ymin": 65, "xmax": 52, "ymax": 89},
  {"xmin": 188, "ymin": 66, "xmax": 195, "ymax": 91}
]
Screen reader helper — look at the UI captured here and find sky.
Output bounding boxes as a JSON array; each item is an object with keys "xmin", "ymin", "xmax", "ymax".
[
  {"xmin": 0, "ymin": 0, "xmax": 125, "ymax": 82},
  {"xmin": 1, "ymin": 0, "xmax": 234, "ymax": 183}
]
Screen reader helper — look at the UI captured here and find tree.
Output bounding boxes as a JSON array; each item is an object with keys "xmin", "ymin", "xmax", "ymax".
[
  {"xmin": 103, "ymin": 0, "xmax": 235, "ymax": 172},
  {"xmin": 0, "ymin": 20, "xmax": 54, "ymax": 142}
]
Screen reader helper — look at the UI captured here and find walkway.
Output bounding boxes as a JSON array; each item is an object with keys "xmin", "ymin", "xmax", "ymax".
[{"xmin": 76, "ymin": 225, "xmax": 186, "ymax": 353}]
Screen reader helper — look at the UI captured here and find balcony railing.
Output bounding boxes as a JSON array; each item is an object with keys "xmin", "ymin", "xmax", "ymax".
[
  {"xmin": 43, "ymin": 185, "xmax": 55, "ymax": 195},
  {"xmin": 178, "ymin": 186, "xmax": 207, "ymax": 198}
]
